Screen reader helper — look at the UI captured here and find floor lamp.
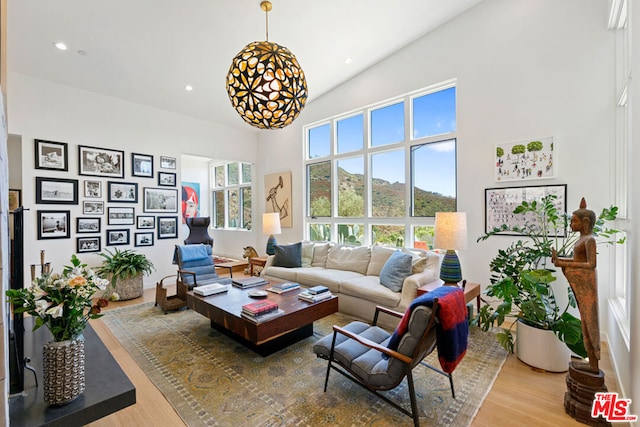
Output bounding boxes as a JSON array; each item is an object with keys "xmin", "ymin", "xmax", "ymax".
[
  {"xmin": 263, "ymin": 212, "xmax": 281, "ymax": 255},
  {"xmin": 434, "ymin": 212, "xmax": 468, "ymax": 286}
]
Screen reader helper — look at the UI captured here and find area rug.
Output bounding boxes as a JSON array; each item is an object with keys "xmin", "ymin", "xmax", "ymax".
[{"xmin": 102, "ymin": 303, "xmax": 507, "ymax": 426}]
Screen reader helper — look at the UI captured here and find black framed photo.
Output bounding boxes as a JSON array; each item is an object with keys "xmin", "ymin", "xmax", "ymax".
[
  {"xmin": 157, "ymin": 216, "xmax": 178, "ymax": 239},
  {"xmin": 143, "ymin": 187, "xmax": 178, "ymax": 213},
  {"xmin": 84, "ymin": 180, "xmax": 102, "ymax": 198},
  {"xmin": 160, "ymin": 156, "xmax": 176, "ymax": 170},
  {"xmin": 78, "ymin": 145, "xmax": 125, "ymax": 178},
  {"xmin": 485, "ymin": 184, "xmax": 567, "ymax": 236},
  {"xmin": 77, "ymin": 217, "xmax": 101, "ymax": 233},
  {"xmin": 37, "ymin": 210, "xmax": 70, "ymax": 239},
  {"xmin": 108, "ymin": 207, "xmax": 135, "ymax": 225},
  {"xmin": 36, "ymin": 177, "xmax": 78, "ymax": 205},
  {"xmin": 82, "ymin": 200, "xmax": 105, "ymax": 215},
  {"xmin": 107, "ymin": 229, "xmax": 130, "ymax": 246},
  {"xmin": 132, "ymin": 153, "xmax": 154, "ymax": 178},
  {"xmin": 77, "ymin": 236, "xmax": 101, "ymax": 253},
  {"xmin": 134, "ymin": 232, "xmax": 154, "ymax": 247},
  {"xmin": 9, "ymin": 189, "xmax": 21, "ymax": 211},
  {"xmin": 136, "ymin": 215, "xmax": 155, "ymax": 229},
  {"xmin": 107, "ymin": 181, "xmax": 138, "ymax": 203},
  {"xmin": 35, "ymin": 139, "xmax": 68, "ymax": 171},
  {"xmin": 158, "ymin": 172, "xmax": 176, "ymax": 187}
]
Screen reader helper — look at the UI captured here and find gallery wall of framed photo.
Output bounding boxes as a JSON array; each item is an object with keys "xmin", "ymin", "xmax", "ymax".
[{"xmin": 32, "ymin": 138, "xmax": 181, "ymax": 257}]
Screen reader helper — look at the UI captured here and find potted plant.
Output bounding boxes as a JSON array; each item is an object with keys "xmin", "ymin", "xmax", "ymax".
[
  {"xmin": 475, "ymin": 194, "xmax": 623, "ymax": 371},
  {"xmin": 96, "ymin": 248, "xmax": 155, "ymax": 301}
]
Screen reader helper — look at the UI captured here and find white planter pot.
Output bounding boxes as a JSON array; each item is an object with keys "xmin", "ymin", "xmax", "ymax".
[{"xmin": 516, "ymin": 320, "xmax": 571, "ymax": 372}]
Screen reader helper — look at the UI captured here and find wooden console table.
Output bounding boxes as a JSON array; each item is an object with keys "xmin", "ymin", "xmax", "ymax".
[{"xmin": 417, "ymin": 279, "xmax": 481, "ymax": 312}]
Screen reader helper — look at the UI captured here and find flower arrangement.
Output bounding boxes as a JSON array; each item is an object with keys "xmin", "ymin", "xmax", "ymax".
[{"xmin": 6, "ymin": 255, "xmax": 110, "ymax": 342}]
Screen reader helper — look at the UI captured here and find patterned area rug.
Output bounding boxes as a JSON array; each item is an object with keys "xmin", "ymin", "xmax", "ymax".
[{"xmin": 103, "ymin": 303, "xmax": 507, "ymax": 426}]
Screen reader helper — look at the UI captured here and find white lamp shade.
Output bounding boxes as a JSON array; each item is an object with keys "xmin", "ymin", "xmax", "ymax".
[
  {"xmin": 262, "ymin": 212, "xmax": 282, "ymax": 235},
  {"xmin": 434, "ymin": 212, "xmax": 468, "ymax": 250}
]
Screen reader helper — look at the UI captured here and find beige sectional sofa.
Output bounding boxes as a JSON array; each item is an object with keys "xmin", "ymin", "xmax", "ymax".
[{"xmin": 261, "ymin": 242, "xmax": 443, "ymax": 329}]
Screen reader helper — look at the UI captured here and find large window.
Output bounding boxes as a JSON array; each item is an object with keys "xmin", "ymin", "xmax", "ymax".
[
  {"xmin": 212, "ymin": 161, "xmax": 252, "ymax": 230},
  {"xmin": 304, "ymin": 81, "xmax": 457, "ymax": 247}
]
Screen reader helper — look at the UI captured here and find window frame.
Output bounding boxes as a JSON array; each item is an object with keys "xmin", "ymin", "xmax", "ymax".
[{"xmin": 211, "ymin": 161, "xmax": 253, "ymax": 230}]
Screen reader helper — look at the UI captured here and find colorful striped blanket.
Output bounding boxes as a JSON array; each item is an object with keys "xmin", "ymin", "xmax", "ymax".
[{"xmin": 388, "ymin": 286, "xmax": 468, "ymax": 373}]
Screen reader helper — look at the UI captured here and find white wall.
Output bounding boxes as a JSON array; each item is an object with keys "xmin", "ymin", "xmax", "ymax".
[{"xmin": 7, "ymin": 73, "xmax": 259, "ymax": 286}]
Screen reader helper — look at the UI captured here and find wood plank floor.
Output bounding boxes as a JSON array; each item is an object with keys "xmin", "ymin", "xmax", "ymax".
[{"xmin": 87, "ymin": 278, "xmax": 627, "ymax": 427}]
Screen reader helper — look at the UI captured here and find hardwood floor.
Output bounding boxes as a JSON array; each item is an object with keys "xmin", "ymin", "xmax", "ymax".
[{"xmin": 87, "ymin": 279, "xmax": 627, "ymax": 427}]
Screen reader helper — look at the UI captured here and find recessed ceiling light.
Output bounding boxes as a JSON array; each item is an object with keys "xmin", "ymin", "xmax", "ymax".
[
  {"xmin": 77, "ymin": 50, "xmax": 87, "ymax": 56},
  {"xmin": 344, "ymin": 58, "xmax": 353, "ymax": 64},
  {"xmin": 184, "ymin": 85, "xmax": 193, "ymax": 91},
  {"xmin": 54, "ymin": 42, "xmax": 68, "ymax": 51}
]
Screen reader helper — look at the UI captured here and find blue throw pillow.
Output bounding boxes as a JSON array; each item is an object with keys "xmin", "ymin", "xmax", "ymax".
[
  {"xmin": 272, "ymin": 242, "xmax": 302, "ymax": 268},
  {"xmin": 379, "ymin": 251, "xmax": 413, "ymax": 292}
]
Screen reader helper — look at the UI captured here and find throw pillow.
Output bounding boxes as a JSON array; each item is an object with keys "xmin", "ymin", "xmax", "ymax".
[
  {"xmin": 379, "ymin": 251, "xmax": 413, "ymax": 292},
  {"xmin": 272, "ymin": 242, "xmax": 302, "ymax": 268},
  {"xmin": 311, "ymin": 243, "xmax": 332, "ymax": 267},
  {"xmin": 301, "ymin": 242, "xmax": 314, "ymax": 267}
]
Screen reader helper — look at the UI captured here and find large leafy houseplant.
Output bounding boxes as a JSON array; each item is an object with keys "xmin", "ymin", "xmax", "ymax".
[
  {"xmin": 96, "ymin": 248, "xmax": 155, "ymax": 299},
  {"xmin": 475, "ymin": 194, "xmax": 623, "ymax": 356}
]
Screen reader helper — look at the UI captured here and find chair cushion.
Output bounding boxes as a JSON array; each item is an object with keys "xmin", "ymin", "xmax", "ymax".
[
  {"xmin": 379, "ymin": 251, "xmax": 413, "ymax": 292},
  {"xmin": 176, "ymin": 244, "xmax": 209, "ymax": 262},
  {"xmin": 272, "ymin": 242, "xmax": 302, "ymax": 268}
]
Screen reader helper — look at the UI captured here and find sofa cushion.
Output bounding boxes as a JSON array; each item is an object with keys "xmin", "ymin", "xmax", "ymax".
[
  {"xmin": 403, "ymin": 247, "xmax": 443, "ymax": 274},
  {"xmin": 296, "ymin": 268, "xmax": 362, "ymax": 293},
  {"xmin": 379, "ymin": 251, "xmax": 413, "ymax": 292},
  {"xmin": 262, "ymin": 265, "xmax": 300, "ymax": 282},
  {"xmin": 366, "ymin": 246, "xmax": 397, "ymax": 276},
  {"xmin": 272, "ymin": 242, "xmax": 302, "ymax": 268},
  {"xmin": 311, "ymin": 243, "xmax": 332, "ymax": 267},
  {"xmin": 325, "ymin": 245, "xmax": 371, "ymax": 275},
  {"xmin": 301, "ymin": 242, "xmax": 315, "ymax": 267},
  {"xmin": 340, "ymin": 276, "xmax": 401, "ymax": 308}
]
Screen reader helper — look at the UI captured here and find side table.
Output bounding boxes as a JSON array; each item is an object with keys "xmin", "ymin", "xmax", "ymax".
[
  {"xmin": 215, "ymin": 260, "xmax": 249, "ymax": 278},
  {"xmin": 417, "ymin": 279, "xmax": 481, "ymax": 313},
  {"xmin": 249, "ymin": 256, "xmax": 268, "ymax": 276}
]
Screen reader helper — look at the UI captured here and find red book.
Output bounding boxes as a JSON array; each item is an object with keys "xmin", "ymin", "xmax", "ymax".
[{"xmin": 242, "ymin": 300, "xmax": 278, "ymax": 315}]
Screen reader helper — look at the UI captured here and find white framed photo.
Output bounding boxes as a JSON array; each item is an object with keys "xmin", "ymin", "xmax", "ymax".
[
  {"xmin": 157, "ymin": 216, "xmax": 178, "ymax": 239},
  {"xmin": 495, "ymin": 136, "xmax": 555, "ymax": 182},
  {"xmin": 160, "ymin": 156, "xmax": 176, "ymax": 170},
  {"xmin": 108, "ymin": 207, "xmax": 135, "ymax": 225},
  {"xmin": 107, "ymin": 181, "xmax": 138, "ymax": 203},
  {"xmin": 77, "ymin": 217, "xmax": 101, "ymax": 233},
  {"xmin": 78, "ymin": 145, "xmax": 125, "ymax": 178},
  {"xmin": 83, "ymin": 201, "xmax": 105, "ymax": 215},
  {"xmin": 84, "ymin": 180, "xmax": 102, "ymax": 198},
  {"xmin": 136, "ymin": 215, "xmax": 155, "ymax": 229},
  {"xmin": 132, "ymin": 153, "xmax": 154, "ymax": 178},
  {"xmin": 107, "ymin": 229, "xmax": 130, "ymax": 246},
  {"xmin": 143, "ymin": 187, "xmax": 178, "ymax": 213},
  {"xmin": 135, "ymin": 232, "xmax": 154, "ymax": 247},
  {"xmin": 77, "ymin": 236, "xmax": 101, "ymax": 253}
]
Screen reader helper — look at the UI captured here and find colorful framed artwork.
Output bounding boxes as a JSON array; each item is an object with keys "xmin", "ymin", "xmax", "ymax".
[
  {"xmin": 134, "ymin": 232, "xmax": 154, "ymax": 247},
  {"xmin": 136, "ymin": 215, "xmax": 155, "ymax": 229},
  {"xmin": 107, "ymin": 181, "xmax": 138, "ymax": 203},
  {"xmin": 76, "ymin": 217, "xmax": 101, "ymax": 233},
  {"xmin": 485, "ymin": 184, "xmax": 567, "ymax": 236},
  {"xmin": 495, "ymin": 136, "xmax": 555, "ymax": 182},
  {"xmin": 36, "ymin": 177, "xmax": 78, "ymax": 205},
  {"xmin": 158, "ymin": 172, "xmax": 176, "ymax": 187},
  {"xmin": 82, "ymin": 201, "xmax": 105, "ymax": 215},
  {"xmin": 108, "ymin": 207, "xmax": 135, "ymax": 225},
  {"xmin": 84, "ymin": 180, "xmax": 102, "ymax": 198},
  {"xmin": 8, "ymin": 189, "xmax": 21, "ymax": 211},
  {"xmin": 264, "ymin": 171, "xmax": 292, "ymax": 227},
  {"xmin": 143, "ymin": 187, "xmax": 178, "ymax": 213},
  {"xmin": 160, "ymin": 156, "xmax": 176, "ymax": 169},
  {"xmin": 181, "ymin": 181, "xmax": 200, "ymax": 223},
  {"xmin": 78, "ymin": 145, "xmax": 125, "ymax": 178},
  {"xmin": 77, "ymin": 236, "xmax": 101, "ymax": 253},
  {"xmin": 37, "ymin": 210, "xmax": 71, "ymax": 239},
  {"xmin": 107, "ymin": 229, "xmax": 130, "ymax": 246},
  {"xmin": 157, "ymin": 216, "xmax": 178, "ymax": 239},
  {"xmin": 34, "ymin": 139, "xmax": 68, "ymax": 171},
  {"xmin": 131, "ymin": 153, "xmax": 154, "ymax": 178}
]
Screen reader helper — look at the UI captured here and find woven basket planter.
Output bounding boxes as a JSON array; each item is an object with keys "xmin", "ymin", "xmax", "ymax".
[
  {"xmin": 43, "ymin": 337, "xmax": 85, "ymax": 405},
  {"xmin": 113, "ymin": 273, "xmax": 144, "ymax": 300}
]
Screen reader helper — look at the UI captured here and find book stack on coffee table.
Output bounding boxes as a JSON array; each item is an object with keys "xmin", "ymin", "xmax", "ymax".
[
  {"xmin": 241, "ymin": 300, "xmax": 284, "ymax": 323},
  {"xmin": 267, "ymin": 282, "xmax": 301, "ymax": 294},
  {"xmin": 298, "ymin": 285, "xmax": 333, "ymax": 303}
]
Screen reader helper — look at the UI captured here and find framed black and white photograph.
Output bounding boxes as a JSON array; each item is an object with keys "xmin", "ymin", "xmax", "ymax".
[
  {"xmin": 131, "ymin": 153, "xmax": 154, "ymax": 178},
  {"xmin": 160, "ymin": 156, "xmax": 176, "ymax": 170},
  {"xmin": 136, "ymin": 215, "xmax": 155, "ymax": 229},
  {"xmin": 107, "ymin": 181, "xmax": 138, "ymax": 203},
  {"xmin": 157, "ymin": 216, "xmax": 178, "ymax": 239},
  {"xmin": 108, "ymin": 207, "xmax": 135, "ymax": 225},
  {"xmin": 84, "ymin": 180, "xmax": 102, "ymax": 198},
  {"xmin": 83, "ymin": 200, "xmax": 105, "ymax": 215},
  {"xmin": 107, "ymin": 229, "xmax": 130, "ymax": 246},
  {"xmin": 9, "ymin": 189, "xmax": 21, "ymax": 211},
  {"xmin": 36, "ymin": 177, "xmax": 78, "ymax": 205},
  {"xmin": 78, "ymin": 145, "xmax": 125, "ymax": 178},
  {"xmin": 143, "ymin": 187, "xmax": 178, "ymax": 213},
  {"xmin": 37, "ymin": 210, "xmax": 70, "ymax": 239},
  {"xmin": 158, "ymin": 172, "xmax": 176, "ymax": 187},
  {"xmin": 77, "ymin": 217, "xmax": 101, "ymax": 233},
  {"xmin": 134, "ymin": 232, "xmax": 154, "ymax": 247},
  {"xmin": 35, "ymin": 139, "xmax": 68, "ymax": 171},
  {"xmin": 77, "ymin": 236, "xmax": 101, "ymax": 253},
  {"xmin": 485, "ymin": 184, "xmax": 567, "ymax": 236}
]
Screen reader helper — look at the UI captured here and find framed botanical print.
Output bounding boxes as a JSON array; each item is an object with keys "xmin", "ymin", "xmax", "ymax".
[
  {"xmin": 77, "ymin": 236, "xmax": 101, "ymax": 253},
  {"xmin": 37, "ymin": 210, "xmax": 70, "ymax": 239},
  {"xmin": 35, "ymin": 139, "xmax": 68, "ymax": 171},
  {"xmin": 107, "ymin": 229, "xmax": 130, "ymax": 246},
  {"xmin": 143, "ymin": 187, "xmax": 178, "ymax": 213},
  {"xmin": 78, "ymin": 145, "xmax": 125, "ymax": 178},
  {"xmin": 82, "ymin": 200, "xmax": 105, "ymax": 215},
  {"xmin": 157, "ymin": 216, "xmax": 178, "ymax": 239},
  {"xmin": 108, "ymin": 207, "xmax": 135, "ymax": 225},
  {"xmin": 77, "ymin": 217, "xmax": 101, "ymax": 233},
  {"xmin": 132, "ymin": 153, "xmax": 154, "ymax": 178},
  {"xmin": 107, "ymin": 181, "xmax": 138, "ymax": 203},
  {"xmin": 134, "ymin": 232, "xmax": 154, "ymax": 247},
  {"xmin": 36, "ymin": 177, "xmax": 78, "ymax": 205}
]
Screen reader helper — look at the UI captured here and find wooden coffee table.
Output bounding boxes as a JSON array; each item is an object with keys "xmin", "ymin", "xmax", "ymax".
[{"xmin": 186, "ymin": 281, "xmax": 338, "ymax": 356}]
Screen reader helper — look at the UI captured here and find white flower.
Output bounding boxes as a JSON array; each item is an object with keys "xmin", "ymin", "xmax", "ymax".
[
  {"xmin": 31, "ymin": 286, "xmax": 48, "ymax": 300},
  {"xmin": 35, "ymin": 299, "xmax": 51, "ymax": 315},
  {"xmin": 45, "ymin": 303, "xmax": 64, "ymax": 318}
]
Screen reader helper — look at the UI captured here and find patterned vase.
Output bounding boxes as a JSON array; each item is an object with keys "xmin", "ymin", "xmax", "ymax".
[{"xmin": 43, "ymin": 336, "xmax": 85, "ymax": 405}]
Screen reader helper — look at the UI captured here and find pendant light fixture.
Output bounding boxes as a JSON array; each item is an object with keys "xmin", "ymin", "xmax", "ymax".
[{"xmin": 226, "ymin": 1, "xmax": 308, "ymax": 130}]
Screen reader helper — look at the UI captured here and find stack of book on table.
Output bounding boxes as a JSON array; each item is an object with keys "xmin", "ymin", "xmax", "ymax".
[
  {"xmin": 267, "ymin": 282, "xmax": 301, "ymax": 294},
  {"xmin": 241, "ymin": 300, "xmax": 284, "ymax": 323},
  {"xmin": 298, "ymin": 285, "xmax": 333, "ymax": 303},
  {"xmin": 193, "ymin": 283, "xmax": 229, "ymax": 296},
  {"xmin": 232, "ymin": 276, "xmax": 269, "ymax": 289}
]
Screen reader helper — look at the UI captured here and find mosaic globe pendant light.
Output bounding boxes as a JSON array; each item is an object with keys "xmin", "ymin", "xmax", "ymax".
[{"xmin": 226, "ymin": 1, "xmax": 308, "ymax": 130}]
